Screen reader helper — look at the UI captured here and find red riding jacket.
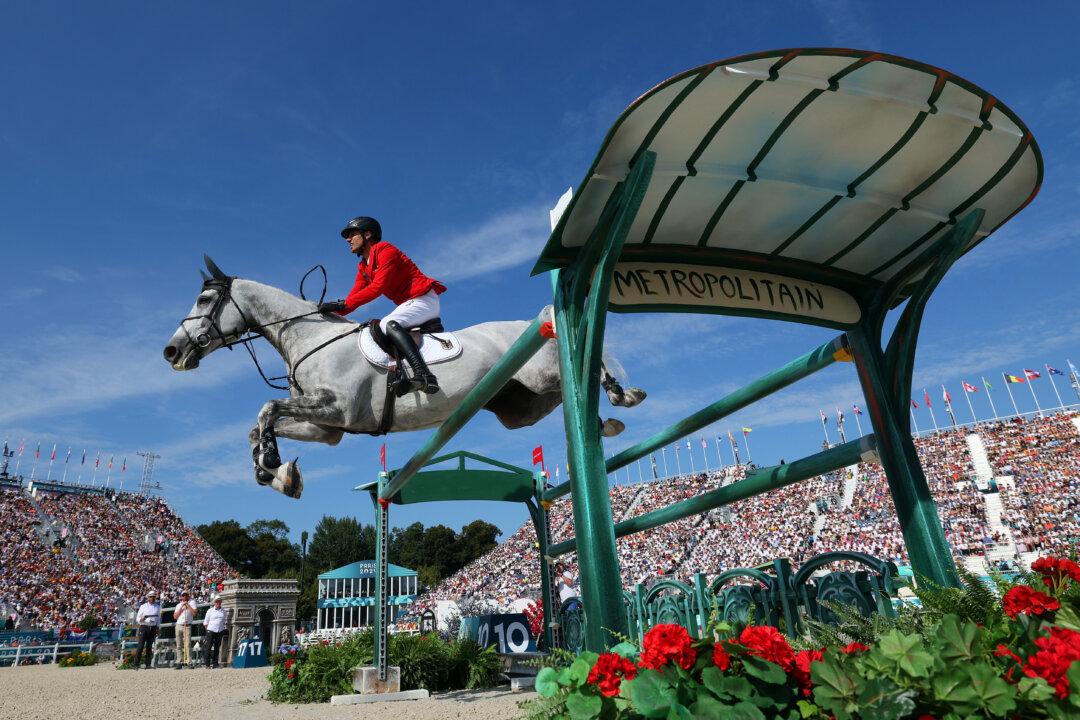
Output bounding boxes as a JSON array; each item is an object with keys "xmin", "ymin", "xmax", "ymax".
[{"xmin": 338, "ymin": 240, "xmax": 446, "ymax": 315}]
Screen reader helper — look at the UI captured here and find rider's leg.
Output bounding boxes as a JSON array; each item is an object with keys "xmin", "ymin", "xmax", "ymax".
[{"xmin": 382, "ymin": 290, "xmax": 441, "ymax": 395}]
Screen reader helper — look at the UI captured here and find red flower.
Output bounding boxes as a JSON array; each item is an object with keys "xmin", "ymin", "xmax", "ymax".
[
  {"xmin": 737, "ymin": 625, "xmax": 794, "ymax": 671},
  {"xmin": 638, "ymin": 624, "xmax": 697, "ymax": 671},
  {"xmin": 711, "ymin": 643, "xmax": 731, "ymax": 671},
  {"xmin": 284, "ymin": 659, "xmax": 295, "ymax": 670},
  {"xmin": 1003, "ymin": 585, "xmax": 1061, "ymax": 619},
  {"xmin": 587, "ymin": 652, "xmax": 637, "ymax": 697},
  {"xmin": 840, "ymin": 642, "xmax": 869, "ymax": 655},
  {"xmin": 791, "ymin": 648, "xmax": 825, "ymax": 696},
  {"xmin": 1022, "ymin": 626, "xmax": 1080, "ymax": 699},
  {"xmin": 994, "ymin": 644, "xmax": 1021, "ymax": 664},
  {"xmin": 1031, "ymin": 557, "xmax": 1080, "ymax": 589},
  {"xmin": 287, "ymin": 672, "xmax": 296, "ymax": 680}
]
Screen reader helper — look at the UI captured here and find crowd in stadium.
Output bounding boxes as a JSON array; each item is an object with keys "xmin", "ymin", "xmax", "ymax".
[
  {"xmin": 0, "ymin": 487, "xmax": 234, "ymax": 633},
  {"xmin": 407, "ymin": 410, "xmax": 1080, "ymax": 614}
]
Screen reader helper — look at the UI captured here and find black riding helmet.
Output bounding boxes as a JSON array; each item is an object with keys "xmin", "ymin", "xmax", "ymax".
[{"xmin": 340, "ymin": 216, "xmax": 382, "ymax": 240}]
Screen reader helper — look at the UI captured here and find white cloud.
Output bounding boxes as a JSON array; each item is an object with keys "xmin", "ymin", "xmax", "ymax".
[
  {"xmin": 43, "ymin": 267, "xmax": 82, "ymax": 283},
  {"xmin": 416, "ymin": 203, "xmax": 552, "ymax": 282},
  {"xmin": 809, "ymin": 0, "xmax": 882, "ymax": 48}
]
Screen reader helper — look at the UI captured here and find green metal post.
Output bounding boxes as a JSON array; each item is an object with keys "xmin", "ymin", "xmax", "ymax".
[
  {"xmin": 548, "ymin": 435, "xmax": 873, "ymax": 557},
  {"xmin": 527, "ymin": 477, "xmax": 556, "ymax": 651},
  {"xmin": 380, "ymin": 313, "xmax": 549, "ymax": 501},
  {"xmin": 848, "ymin": 326, "xmax": 960, "ymax": 587},
  {"xmin": 373, "ymin": 472, "xmax": 389, "ymax": 681},
  {"xmin": 552, "ymin": 152, "xmax": 656, "ymax": 650}
]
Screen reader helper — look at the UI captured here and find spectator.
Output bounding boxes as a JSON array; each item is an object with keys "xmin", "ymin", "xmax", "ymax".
[
  {"xmin": 203, "ymin": 595, "xmax": 227, "ymax": 669},
  {"xmin": 172, "ymin": 590, "xmax": 196, "ymax": 669},
  {"xmin": 134, "ymin": 590, "xmax": 160, "ymax": 670}
]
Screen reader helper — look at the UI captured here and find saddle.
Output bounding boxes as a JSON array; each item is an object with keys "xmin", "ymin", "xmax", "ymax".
[{"xmin": 366, "ymin": 317, "xmax": 446, "ymax": 358}]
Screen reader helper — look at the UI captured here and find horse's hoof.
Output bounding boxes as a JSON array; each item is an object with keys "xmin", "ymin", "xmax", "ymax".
[
  {"xmin": 254, "ymin": 466, "xmax": 274, "ymax": 486},
  {"xmin": 271, "ymin": 460, "xmax": 303, "ymax": 499},
  {"xmin": 620, "ymin": 387, "xmax": 647, "ymax": 408},
  {"xmin": 601, "ymin": 418, "xmax": 625, "ymax": 438}
]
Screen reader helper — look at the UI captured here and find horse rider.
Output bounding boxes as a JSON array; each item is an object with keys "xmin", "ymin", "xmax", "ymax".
[{"xmin": 318, "ymin": 216, "xmax": 446, "ymax": 395}]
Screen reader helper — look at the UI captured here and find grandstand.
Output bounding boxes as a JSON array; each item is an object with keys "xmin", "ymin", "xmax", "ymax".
[
  {"xmin": 409, "ymin": 410, "xmax": 1080, "ymax": 616},
  {"xmin": 0, "ymin": 482, "xmax": 235, "ymax": 633}
]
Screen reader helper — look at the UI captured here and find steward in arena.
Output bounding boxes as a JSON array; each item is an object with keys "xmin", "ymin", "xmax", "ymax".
[
  {"xmin": 318, "ymin": 216, "xmax": 446, "ymax": 395},
  {"xmin": 133, "ymin": 590, "xmax": 160, "ymax": 670}
]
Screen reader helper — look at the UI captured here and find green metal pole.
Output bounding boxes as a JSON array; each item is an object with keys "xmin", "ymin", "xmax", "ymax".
[
  {"xmin": 372, "ymin": 472, "xmax": 389, "ymax": 681},
  {"xmin": 848, "ymin": 326, "xmax": 960, "ymax": 587},
  {"xmin": 527, "ymin": 481, "xmax": 556, "ymax": 651},
  {"xmin": 541, "ymin": 335, "xmax": 850, "ymax": 501},
  {"xmin": 379, "ymin": 312, "xmax": 549, "ymax": 501},
  {"xmin": 548, "ymin": 435, "xmax": 873, "ymax": 557}
]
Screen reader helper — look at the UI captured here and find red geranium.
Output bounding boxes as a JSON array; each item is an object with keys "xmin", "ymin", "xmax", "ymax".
[
  {"xmin": 840, "ymin": 642, "xmax": 869, "ymax": 655},
  {"xmin": 1031, "ymin": 557, "xmax": 1080, "ymax": 589},
  {"xmin": 1003, "ymin": 585, "xmax": 1061, "ymax": 619},
  {"xmin": 994, "ymin": 644, "xmax": 1021, "ymax": 664},
  {"xmin": 1022, "ymin": 626, "xmax": 1080, "ymax": 698},
  {"xmin": 587, "ymin": 652, "xmax": 637, "ymax": 697},
  {"xmin": 638, "ymin": 624, "xmax": 697, "ymax": 671},
  {"xmin": 284, "ymin": 659, "xmax": 295, "ymax": 670},
  {"xmin": 711, "ymin": 643, "xmax": 731, "ymax": 671},
  {"xmin": 737, "ymin": 625, "xmax": 795, "ymax": 671},
  {"xmin": 791, "ymin": 648, "xmax": 825, "ymax": 696}
]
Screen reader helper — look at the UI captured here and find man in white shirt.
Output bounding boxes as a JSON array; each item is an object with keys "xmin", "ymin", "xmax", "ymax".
[
  {"xmin": 172, "ymin": 591, "xmax": 197, "ymax": 668},
  {"xmin": 202, "ymin": 596, "xmax": 227, "ymax": 669},
  {"xmin": 133, "ymin": 591, "xmax": 160, "ymax": 670}
]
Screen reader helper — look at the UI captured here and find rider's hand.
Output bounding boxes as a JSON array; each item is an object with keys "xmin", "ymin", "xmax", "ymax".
[{"xmin": 318, "ymin": 299, "xmax": 347, "ymax": 313}]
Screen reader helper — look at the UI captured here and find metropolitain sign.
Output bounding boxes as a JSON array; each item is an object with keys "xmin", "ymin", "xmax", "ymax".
[{"xmin": 609, "ymin": 262, "xmax": 861, "ymax": 325}]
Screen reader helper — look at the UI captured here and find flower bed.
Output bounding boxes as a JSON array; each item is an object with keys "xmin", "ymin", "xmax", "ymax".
[
  {"xmin": 525, "ymin": 555, "xmax": 1080, "ymax": 719},
  {"xmin": 59, "ymin": 650, "xmax": 97, "ymax": 667}
]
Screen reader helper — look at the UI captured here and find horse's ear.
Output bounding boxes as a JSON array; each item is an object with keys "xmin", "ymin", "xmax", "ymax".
[
  {"xmin": 204, "ymin": 254, "xmax": 226, "ymax": 280},
  {"xmin": 200, "ymin": 270, "xmax": 211, "ymax": 283}
]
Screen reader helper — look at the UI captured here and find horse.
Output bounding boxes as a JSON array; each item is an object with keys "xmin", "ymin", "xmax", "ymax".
[{"xmin": 162, "ymin": 256, "xmax": 646, "ymax": 499}]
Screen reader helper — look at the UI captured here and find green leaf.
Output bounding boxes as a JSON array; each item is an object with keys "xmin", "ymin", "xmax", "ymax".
[
  {"xmin": 810, "ymin": 660, "xmax": 858, "ymax": 720},
  {"xmin": 689, "ymin": 694, "xmax": 727, "ymax": 719},
  {"xmin": 568, "ymin": 658, "xmax": 593, "ymax": 686},
  {"xmin": 855, "ymin": 677, "xmax": 916, "ymax": 720},
  {"xmin": 935, "ymin": 614, "xmax": 980, "ymax": 661},
  {"xmin": 876, "ymin": 630, "xmax": 934, "ymax": 678},
  {"xmin": 630, "ymin": 669, "xmax": 678, "ymax": 719},
  {"xmin": 726, "ymin": 701, "xmax": 767, "ymax": 720},
  {"xmin": 665, "ymin": 703, "xmax": 693, "ymax": 720},
  {"xmin": 700, "ymin": 666, "xmax": 726, "ymax": 698},
  {"xmin": 1054, "ymin": 604, "xmax": 1080, "ymax": 632},
  {"xmin": 1017, "ymin": 675, "xmax": 1056, "ymax": 703},
  {"xmin": 742, "ymin": 655, "xmax": 787, "ymax": 684},
  {"xmin": 1068, "ymin": 661, "xmax": 1080, "ymax": 709},
  {"xmin": 965, "ymin": 663, "xmax": 1017, "ymax": 716},
  {"xmin": 931, "ymin": 668, "xmax": 976, "ymax": 708},
  {"xmin": 609, "ymin": 642, "xmax": 638, "ymax": 659},
  {"xmin": 796, "ymin": 699, "xmax": 822, "ymax": 719},
  {"xmin": 536, "ymin": 667, "xmax": 561, "ymax": 698},
  {"xmin": 566, "ymin": 690, "xmax": 602, "ymax": 720}
]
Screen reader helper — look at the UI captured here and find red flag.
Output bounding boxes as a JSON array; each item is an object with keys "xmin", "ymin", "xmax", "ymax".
[
  {"xmin": 700, "ymin": 437, "xmax": 707, "ymax": 449},
  {"xmin": 1024, "ymin": 369, "xmax": 1041, "ymax": 380},
  {"xmin": 962, "ymin": 381, "xmax": 978, "ymax": 393},
  {"xmin": 49, "ymin": 444, "xmax": 56, "ymax": 461},
  {"xmin": 942, "ymin": 386, "xmax": 952, "ymax": 404},
  {"xmin": 911, "ymin": 400, "xmax": 919, "ymax": 409},
  {"xmin": 853, "ymin": 404, "xmax": 862, "ymax": 415},
  {"xmin": 379, "ymin": 444, "xmax": 386, "ymax": 471},
  {"xmin": 923, "ymin": 389, "xmax": 932, "ymax": 408},
  {"xmin": 531, "ymin": 445, "xmax": 544, "ymax": 468}
]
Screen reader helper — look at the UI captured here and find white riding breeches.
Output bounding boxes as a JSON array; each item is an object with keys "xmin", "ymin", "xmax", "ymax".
[{"xmin": 382, "ymin": 289, "xmax": 440, "ymax": 330}]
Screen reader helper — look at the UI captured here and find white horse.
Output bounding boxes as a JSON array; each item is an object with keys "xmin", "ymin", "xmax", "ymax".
[{"xmin": 163, "ymin": 257, "xmax": 646, "ymax": 499}]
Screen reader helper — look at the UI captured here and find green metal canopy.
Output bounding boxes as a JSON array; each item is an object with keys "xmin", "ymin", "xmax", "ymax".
[
  {"xmin": 533, "ymin": 48, "xmax": 1042, "ymax": 327},
  {"xmin": 318, "ymin": 560, "xmax": 417, "ymax": 580}
]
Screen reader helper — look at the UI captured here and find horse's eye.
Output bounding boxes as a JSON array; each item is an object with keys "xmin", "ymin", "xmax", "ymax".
[{"xmin": 197, "ymin": 295, "xmax": 212, "ymax": 305}]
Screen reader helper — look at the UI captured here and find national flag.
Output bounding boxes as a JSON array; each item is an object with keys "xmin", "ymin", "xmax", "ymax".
[
  {"xmin": 853, "ymin": 404, "xmax": 862, "ymax": 416},
  {"xmin": 685, "ymin": 439, "xmax": 691, "ymax": 451},
  {"xmin": 727, "ymin": 430, "xmax": 736, "ymax": 443},
  {"xmin": 836, "ymin": 408, "xmax": 844, "ymax": 424},
  {"xmin": 923, "ymin": 389, "xmax": 932, "ymax": 408},
  {"xmin": 700, "ymin": 437, "xmax": 707, "ymax": 449},
  {"xmin": 49, "ymin": 444, "xmax": 56, "ymax": 461},
  {"xmin": 942, "ymin": 386, "xmax": 952, "ymax": 405},
  {"xmin": 108, "ymin": 456, "xmax": 114, "ymax": 470},
  {"xmin": 554, "ymin": 466, "xmax": 560, "ymax": 480},
  {"xmin": 911, "ymin": 400, "xmax": 919, "ymax": 409},
  {"xmin": 35, "ymin": 443, "xmax": 40, "ymax": 459},
  {"xmin": 379, "ymin": 443, "xmax": 386, "ymax": 471},
  {"xmin": 17, "ymin": 439, "xmax": 25, "ymax": 455},
  {"xmin": 1004, "ymin": 374, "xmax": 1025, "ymax": 384},
  {"xmin": 1024, "ymin": 369, "xmax": 1041, "ymax": 380},
  {"xmin": 1047, "ymin": 366, "xmax": 1064, "ymax": 376},
  {"xmin": 983, "ymin": 377, "xmax": 993, "ymax": 391},
  {"xmin": 121, "ymin": 457, "xmax": 127, "ymax": 473},
  {"xmin": 742, "ymin": 427, "xmax": 752, "ymax": 435},
  {"xmin": 819, "ymin": 410, "xmax": 827, "ymax": 424},
  {"xmin": 531, "ymin": 445, "xmax": 544, "ymax": 467},
  {"xmin": 80, "ymin": 450, "xmax": 86, "ymax": 465},
  {"xmin": 95, "ymin": 452, "xmax": 100, "ymax": 468},
  {"xmin": 962, "ymin": 381, "xmax": 978, "ymax": 393},
  {"xmin": 63, "ymin": 448, "xmax": 71, "ymax": 464},
  {"xmin": 1069, "ymin": 359, "xmax": 1080, "ymax": 376}
]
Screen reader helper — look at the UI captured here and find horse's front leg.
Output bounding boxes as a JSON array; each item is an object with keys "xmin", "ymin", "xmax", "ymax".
[{"xmin": 252, "ymin": 389, "xmax": 341, "ymax": 498}]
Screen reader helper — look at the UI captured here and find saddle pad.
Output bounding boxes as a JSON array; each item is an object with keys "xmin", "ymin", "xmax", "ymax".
[{"xmin": 358, "ymin": 326, "xmax": 462, "ymax": 368}]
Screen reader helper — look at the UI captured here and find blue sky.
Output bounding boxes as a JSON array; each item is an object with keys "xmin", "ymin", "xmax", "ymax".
[{"xmin": 2, "ymin": 2, "xmax": 1079, "ymax": 548}]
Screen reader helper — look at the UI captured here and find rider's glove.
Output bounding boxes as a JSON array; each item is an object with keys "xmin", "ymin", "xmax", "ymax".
[{"xmin": 318, "ymin": 299, "xmax": 347, "ymax": 314}]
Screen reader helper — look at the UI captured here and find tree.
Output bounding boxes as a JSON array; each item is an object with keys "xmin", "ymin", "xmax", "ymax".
[
  {"xmin": 247, "ymin": 519, "xmax": 290, "ymax": 542},
  {"xmin": 247, "ymin": 520, "xmax": 300, "ymax": 577},
  {"xmin": 454, "ymin": 519, "xmax": 501, "ymax": 571},
  {"xmin": 306, "ymin": 516, "xmax": 376, "ymax": 575},
  {"xmin": 197, "ymin": 520, "xmax": 256, "ymax": 573}
]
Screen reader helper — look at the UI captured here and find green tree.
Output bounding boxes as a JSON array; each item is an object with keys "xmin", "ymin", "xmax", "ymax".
[
  {"xmin": 247, "ymin": 520, "xmax": 300, "ymax": 577},
  {"xmin": 307, "ymin": 516, "xmax": 376, "ymax": 575},
  {"xmin": 453, "ymin": 520, "xmax": 500, "ymax": 572},
  {"xmin": 197, "ymin": 520, "xmax": 256, "ymax": 574}
]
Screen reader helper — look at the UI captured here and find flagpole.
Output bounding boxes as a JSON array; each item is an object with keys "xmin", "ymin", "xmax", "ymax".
[
  {"xmin": 820, "ymin": 412, "xmax": 831, "ymax": 446},
  {"xmin": 674, "ymin": 445, "xmax": 682, "ymax": 476},
  {"xmin": 836, "ymin": 409, "xmax": 846, "ymax": 444},
  {"xmin": 636, "ymin": 459, "xmax": 643, "ymax": 483},
  {"xmin": 1025, "ymin": 373, "xmax": 1043, "ymax": 417},
  {"xmin": 1069, "ymin": 360, "xmax": 1080, "ymax": 403},
  {"xmin": 943, "ymin": 387, "xmax": 957, "ymax": 428},
  {"xmin": 61, "ymin": 449, "xmax": 71, "ymax": 484},
  {"xmin": 742, "ymin": 432, "xmax": 752, "ymax": 463},
  {"xmin": 729, "ymin": 433, "xmax": 741, "ymax": 465},
  {"xmin": 924, "ymin": 390, "xmax": 939, "ymax": 432},
  {"xmin": 713, "ymin": 436, "xmax": 724, "ymax": 468},
  {"xmin": 853, "ymin": 408, "xmax": 863, "ymax": 436},
  {"xmin": 1003, "ymin": 373, "xmax": 1021, "ymax": 418},
  {"xmin": 963, "ymin": 384, "xmax": 978, "ymax": 425},
  {"xmin": 910, "ymin": 407, "xmax": 921, "ymax": 437},
  {"xmin": 46, "ymin": 445, "xmax": 56, "ymax": 482},
  {"xmin": 700, "ymin": 440, "xmax": 709, "ymax": 472},
  {"xmin": 1046, "ymin": 364, "xmax": 1065, "ymax": 410},
  {"xmin": 661, "ymin": 447, "xmax": 669, "ymax": 478},
  {"xmin": 686, "ymin": 442, "xmax": 695, "ymax": 474},
  {"xmin": 982, "ymin": 378, "xmax": 1000, "ymax": 420}
]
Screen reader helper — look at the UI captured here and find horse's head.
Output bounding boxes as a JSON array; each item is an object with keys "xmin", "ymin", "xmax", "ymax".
[{"xmin": 163, "ymin": 255, "xmax": 250, "ymax": 371}]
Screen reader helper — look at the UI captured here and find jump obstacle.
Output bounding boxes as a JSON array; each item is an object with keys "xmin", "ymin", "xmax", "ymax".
[{"xmin": 358, "ymin": 48, "xmax": 1042, "ymax": 679}]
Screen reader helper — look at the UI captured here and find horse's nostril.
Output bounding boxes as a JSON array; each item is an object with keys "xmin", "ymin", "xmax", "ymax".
[{"xmin": 164, "ymin": 345, "xmax": 178, "ymax": 360}]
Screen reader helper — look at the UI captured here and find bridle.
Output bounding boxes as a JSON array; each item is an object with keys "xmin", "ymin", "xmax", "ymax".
[{"xmin": 179, "ymin": 267, "xmax": 359, "ymax": 394}]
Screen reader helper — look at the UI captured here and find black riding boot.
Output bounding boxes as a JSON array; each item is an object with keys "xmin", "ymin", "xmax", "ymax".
[{"xmin": 385, "ymin": 320, "xmax": 440, "ymax": 396}]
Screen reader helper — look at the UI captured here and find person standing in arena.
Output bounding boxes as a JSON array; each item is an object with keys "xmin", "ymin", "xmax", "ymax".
[
  {"xmin": 133, "ymin": 590, "xmax": 160, "ymax": 669},
  {"xmin": 202, "ymin": 595, "xmax": 227, "ymax": 669},
  {"xmin": 172, "ymin": 591, "xmax": 197, "ymax": 669}
]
